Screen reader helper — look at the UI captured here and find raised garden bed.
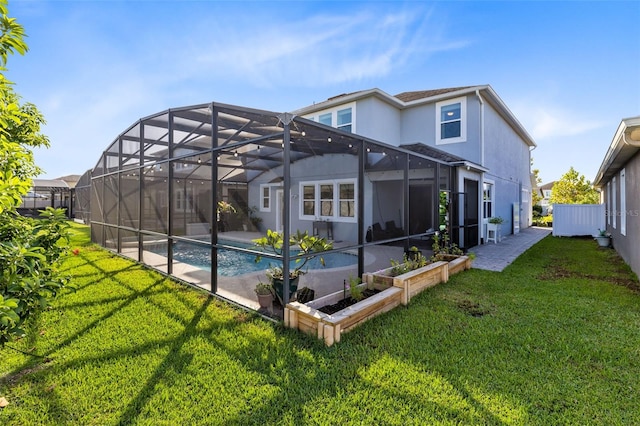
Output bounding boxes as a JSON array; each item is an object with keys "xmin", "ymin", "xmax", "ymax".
[
  {"xmin": 434, "ymin": 254, "xmax": 473, "ymax": 276},
  {"xmin": 284, "ymin": 282, "xmax": 402, "ymax": 346},
  {"xmin": 363, "ymin": 260, "xmax": 449, "ymax": 305},
  {"xmin": 284, "ymin": 255, "xmax": 471, "ymax": 346}
]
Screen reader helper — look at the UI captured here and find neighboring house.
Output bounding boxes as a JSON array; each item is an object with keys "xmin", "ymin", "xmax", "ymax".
[
  {"xmin": 537, "ymin": 181, "xmax": 556, "ymax": 215},
  {"xmin": 18, "ymin": 176, "xmax": 78, "ymax": 217},
  {"xmin": 293, "ymin": 85, "xmax": 536, "ymax": 246},
  {"xmin": 593, "ymin": 116, "xmax": 640, "ymax": 278}
]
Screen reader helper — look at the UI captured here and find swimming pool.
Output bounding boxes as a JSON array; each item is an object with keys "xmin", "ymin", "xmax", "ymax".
[{"xmin": 150, "ymin": 239, "xmax": 357, "ymax": 276}]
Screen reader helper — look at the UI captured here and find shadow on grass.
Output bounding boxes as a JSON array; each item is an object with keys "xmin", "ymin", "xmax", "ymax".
[{"xmin": 5, "ymin": 228, "xmax": 638, "ymax": 424}]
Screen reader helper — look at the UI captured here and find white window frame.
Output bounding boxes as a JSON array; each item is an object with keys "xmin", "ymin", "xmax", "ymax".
[
  {"xmin": 303, "ymin": 102, "xmax": 356, "ymax": 133},
  {"xmin": 620, "ymin": 169, "xmax": 626, "ymax": 236},
  {"xmin": 260, "ymin": 184, "xmax": 271, "ymax": 212},
  {"xmin": 299, "ymin": 178, "xmax": 357, "ymax": 223},
  {"xmin": 607, "ymin": 181, "xmax": 611, "ymax": 225},
  {"xmin": 436, "ymin": 96, "xmax": 467, "ymax": 144},
  {"xmin": 337, "ymin": 181, "xmax": 356, "ymax": 220},
  {"xmin": 174, "ymin": 188, "xmax": 193, "ymax": 212},
  {"xmin": 483, "ymin": 180, "xmax": 495, "ymax": 220},
  {"xmin": 612, "ymin": 176, "xmax": 617, "ymax": 229}
]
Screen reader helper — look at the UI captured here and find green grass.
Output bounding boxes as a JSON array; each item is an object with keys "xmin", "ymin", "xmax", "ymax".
[{"xmin": 1, "ymin": 224, "xmax": 639, "ymax": 425}]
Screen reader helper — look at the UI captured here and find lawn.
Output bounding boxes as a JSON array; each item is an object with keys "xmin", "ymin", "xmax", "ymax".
[{"xmin": 1, "ymin": 223, "xmax": 639, "ymax": 425}]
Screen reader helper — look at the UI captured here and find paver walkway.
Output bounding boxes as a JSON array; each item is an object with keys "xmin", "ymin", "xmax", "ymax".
[{"xmin": 468, "ymin": 227, "xmax": 552, "ymax": 272}]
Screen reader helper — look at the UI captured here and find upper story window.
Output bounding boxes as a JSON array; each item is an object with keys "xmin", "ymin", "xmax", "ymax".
[
  {"xmin": 304, "ymin": 102, "xmax": 355, "ymax": 133},
  {"xmin": 319, "ymin": 113, "xmax": 332, "ymax": 126},
  {"xmin": 436, "ymin": 97, "xmax": 467, "ymax": 144},
  {"xmin": 337, "ymin": 108, "xmax": 352, "ymax": 132}
]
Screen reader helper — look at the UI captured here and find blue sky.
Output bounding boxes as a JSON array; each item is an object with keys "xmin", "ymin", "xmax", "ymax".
[{"xmin": 7, "ymin": 0, "xmax": 640, "ymax": 184}]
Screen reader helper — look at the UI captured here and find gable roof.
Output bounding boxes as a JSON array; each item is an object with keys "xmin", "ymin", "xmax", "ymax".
[
  {"xmin": 293, "ymin": 85, "xmax": 536, "ymax": 148},
  {"xmin": 394, "ymin": 87, "xmax": 475, "ymax": 103},
  {"xmin": 539, "ymin": 181, "xmax": 555, "ymax": 191}
]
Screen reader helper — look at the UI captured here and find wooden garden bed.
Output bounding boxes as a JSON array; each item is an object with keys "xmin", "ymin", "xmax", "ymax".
[{"xmin": 284, "ymin": 255, "xmax": 471, "ymax": 346}]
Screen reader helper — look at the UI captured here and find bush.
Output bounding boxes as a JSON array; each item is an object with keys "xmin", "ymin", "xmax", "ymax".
[
  {"xmin": 533, "ymin": 215, "xmax": 553, "ymax": 227},
  {"xmin": 0, "ymin": 208, "xmax": 70, "ymax": 344}
]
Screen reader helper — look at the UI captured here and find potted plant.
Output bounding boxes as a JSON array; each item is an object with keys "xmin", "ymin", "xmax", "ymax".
[
  {"xmin": 405, "ymin": 245, "xmax": 422, "ymax": 261},
  {"xmin": 248, "ymin": 205, "xmax": 263, "ymax": 231},
  {"xmin": 254, "ymin": 282, "xmax": 273, "ymax": 309},
  {"xmin": 487, "ymin": 216, "xmax": 503, "ymax": 243},
  {"xmin": 253, "ymin": 229, "xmax": 333, "ymax": 304},
  {"xmin": 217, "ymin": 201, "xmax": 236, "ymax": 232},
  {"xmin": 488, "ymin": 216, "xmax": 504, "ymax": 225},
  {"xmin": 595, "ymin": 228, "xmax": 611, "ymax": 247}
]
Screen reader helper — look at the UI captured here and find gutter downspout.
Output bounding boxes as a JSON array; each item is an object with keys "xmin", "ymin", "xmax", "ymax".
[
  {"xmin": 476, "ymin": 90, "xmax": 486, "ymax": 243},
  {"xmin": 476, "ymin": 89, "xmax": 485, "ymax": 167}
]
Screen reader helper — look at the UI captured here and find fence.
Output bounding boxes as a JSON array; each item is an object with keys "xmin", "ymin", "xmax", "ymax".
[{"xmin": 552, "ymin": 204, "xmax": 605, "ymax": 237}]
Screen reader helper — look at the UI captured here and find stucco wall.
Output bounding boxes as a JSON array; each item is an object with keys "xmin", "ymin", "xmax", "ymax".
[
  {"xmin": 399, "ymin": 94, "xmax": 482, "ymax": 164},
  {"xmin": 482, "ymin": 102, "xmax": 533, "ymax": 231},
  {"xmin": 602, "ymin": 151, "xmax": 640, "ymax": 279},
  {"xmin": 354, "ymin": 97, "xmax": 402, "ymax": 144},
  {"xmin": 248, "ymin": 154, "xmax": 361, "ymax": 242}
]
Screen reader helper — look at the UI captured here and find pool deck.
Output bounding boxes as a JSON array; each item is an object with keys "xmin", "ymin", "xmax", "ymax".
[{"xmin": 124, "ymin": 227, "xmax": 551, "ymax": 314}]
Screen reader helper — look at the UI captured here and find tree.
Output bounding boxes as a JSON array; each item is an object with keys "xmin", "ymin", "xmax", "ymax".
[
  {"xmin": 0, "ymin": 0, "xmax": 70, "ymax": 345},
  {"xmin": 531, "ymin": 158, "xmax": 543, "ymax": 206},
  {"xmin": 549, "ymin": 166, "xmax": 600, "ymax": 205}
]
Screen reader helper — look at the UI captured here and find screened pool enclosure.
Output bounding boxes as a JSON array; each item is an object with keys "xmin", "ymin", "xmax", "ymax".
[{"xmin": 87, "ymin": 102, "xmax": 458, "ymax": 314}]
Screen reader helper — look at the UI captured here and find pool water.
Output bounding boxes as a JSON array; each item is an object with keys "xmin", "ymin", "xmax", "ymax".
[{"xmin": 151, "ymin": 240, "xmax": 357, "ymax": 276}]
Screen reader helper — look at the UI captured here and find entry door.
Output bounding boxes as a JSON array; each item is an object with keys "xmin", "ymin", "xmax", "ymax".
[{"xmin": 464, "ymin": 179, "xmax": 479, "ymax": 248}]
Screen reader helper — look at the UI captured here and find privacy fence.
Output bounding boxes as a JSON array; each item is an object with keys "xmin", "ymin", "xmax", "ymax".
[{"xmin": 552, "ymin": 204, "xmax": 605, "ymax": 237}]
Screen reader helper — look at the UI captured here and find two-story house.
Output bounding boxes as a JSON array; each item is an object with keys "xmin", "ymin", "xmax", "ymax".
[
  {"xmin": 537, "ymin": 181, "xmax": 555, "ymax": 215},
  {"xmin": 292, "ymin": 85, "xmax": 536, "ymax": 247}
]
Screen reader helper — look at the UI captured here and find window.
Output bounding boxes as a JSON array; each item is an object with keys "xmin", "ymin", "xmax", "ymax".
[
  {"xmin": 299, "ymin": 179, "xmax": 356, "ymax": 222},
  {"xmin": 338, "ymin": 182, "xmax": 355, "ymax": 218},
  {"xmin": 320, "ymin": 184, "xmax": 333, "ymax": 217},
  {"xmin": 607, "ymin": 182, "xmax": 611, "ymax": 225},
  {"xmin": 613, "ymin": 177, "xmax": 617, "ymax": 229},
  {"xmin": 302, "ymin": 184, "xmax": 316, "ymax": 216},
  {"xmin": 319, "ymin": 113, "xmax": 332, "ymax": 126},
  {"xmin": 260, "ymin": 184, "xmax": 271, "ymax": 212},
  {"xmin": 436, "ymin": 97, "xmax": 466, "ymax": 144},
  {"xmin": 337, "ymin": 108, "xmax": 352, "ymax": 132},
  {"xmin": 305, "ymin": 103, "xmax": 355, "ymax": 133},
  {"xmin": 175, "ymin": 188, "xmax": 193, "ymax": 212},
  {"xmin": 620, "ymin": 169, "xmax": 626, "ymax": 236},
  {"xmin": 483, "ymin": 181, "xmax": 494, "ymax": 218}
]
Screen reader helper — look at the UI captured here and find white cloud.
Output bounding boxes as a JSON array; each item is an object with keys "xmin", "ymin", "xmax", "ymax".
[
  {"xmin": 186, "ymin": 8, "xmax": 468, "ymax": 88},
  {"xmin": 512, "ymin": 103, "xmax": 605, "ymax": 141}
]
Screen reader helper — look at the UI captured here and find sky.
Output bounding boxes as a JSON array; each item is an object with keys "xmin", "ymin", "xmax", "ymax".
[{"xmin": 6, "ymin": 0, "xmax": 640, "ymax": 184}]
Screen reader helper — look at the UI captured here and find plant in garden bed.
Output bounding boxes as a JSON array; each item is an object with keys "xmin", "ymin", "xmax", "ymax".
[
  {"xmin": 315, "ymin": 275, "xmax": 381, "ymax": 315},
  {"xmin": 390, "ymin": 250, "xmax": 429, "ymax": 276},
  {"xmin": 431, "ymin": 231, "xmax": 464, "ymax": 261}
]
